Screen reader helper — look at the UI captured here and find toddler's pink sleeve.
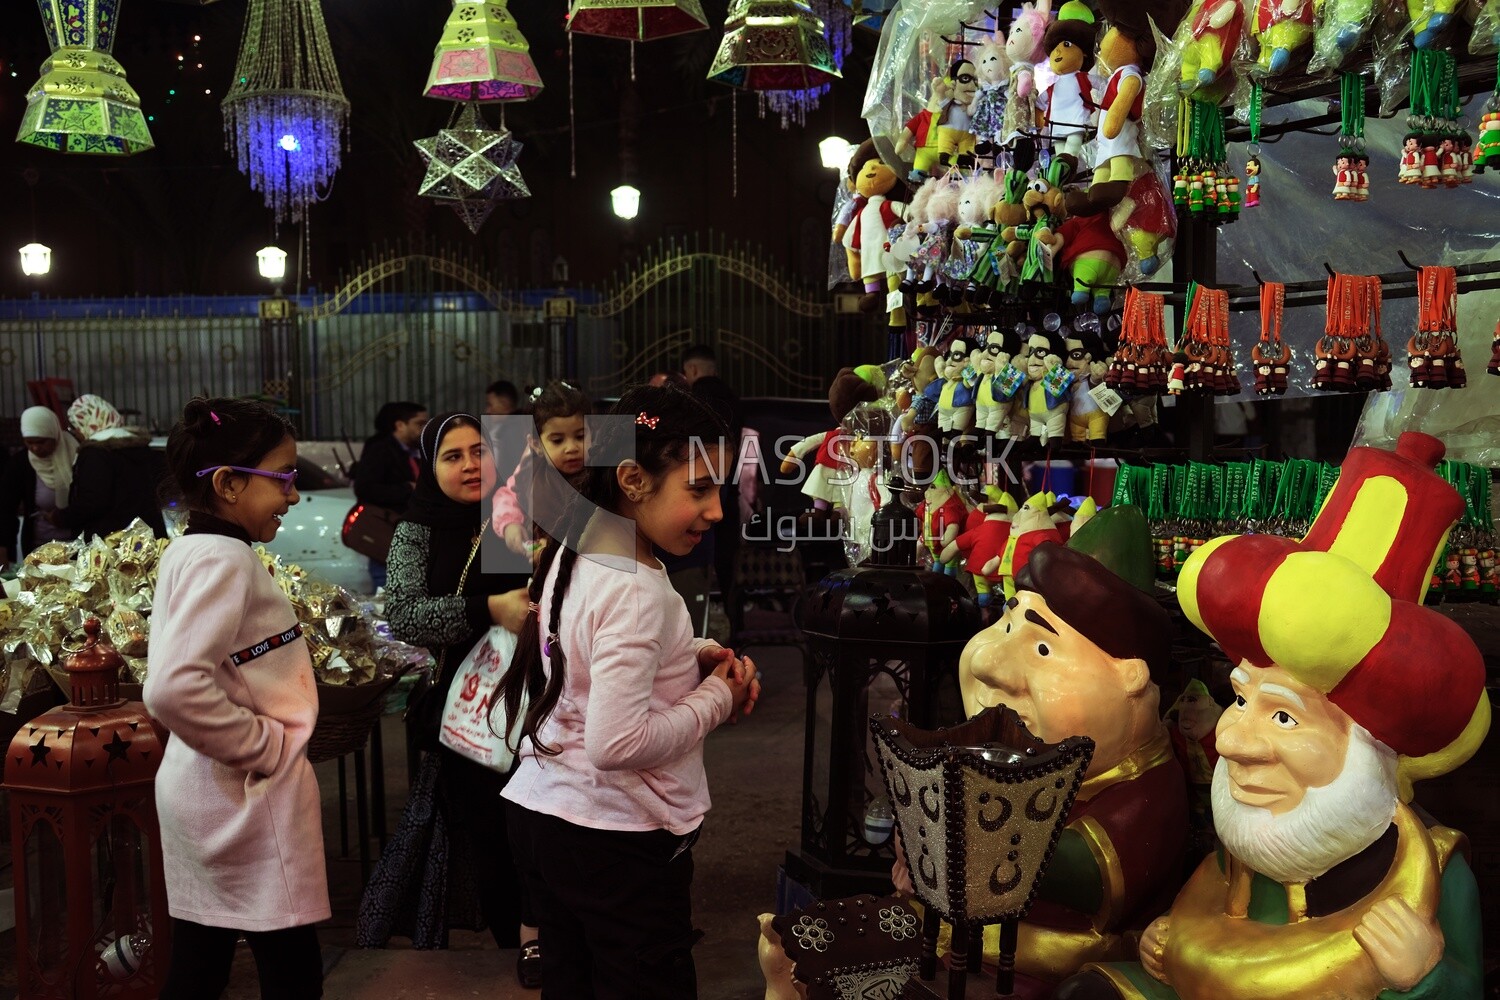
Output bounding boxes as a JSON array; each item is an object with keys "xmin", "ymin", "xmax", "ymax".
[{"xmin": 491, "ymin": 468, "xmax": 525, "ymax": 537}]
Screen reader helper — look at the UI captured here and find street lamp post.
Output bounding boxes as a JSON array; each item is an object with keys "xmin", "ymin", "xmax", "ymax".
[
  {"xmin": 19, "ymin": 243, "xmax": 52, "ymax": 382},
  {"xmin": 254, "ymin": 246, "xmax": 301, "ymax": 432}
]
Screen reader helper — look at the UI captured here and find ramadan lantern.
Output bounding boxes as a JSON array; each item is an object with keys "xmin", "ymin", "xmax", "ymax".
[
  {"xmin": 790, "ymin": 544, "xmax": 979, "ymax": 898},
  {"xmin": 4, "ymin": 619, "xmax": 170, "ymax": 1000}
]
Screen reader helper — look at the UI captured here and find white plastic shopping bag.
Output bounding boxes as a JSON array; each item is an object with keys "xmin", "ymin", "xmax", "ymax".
[{"xmin": 438, "ymin": 626, "xmax": 525, "ymax": 772}]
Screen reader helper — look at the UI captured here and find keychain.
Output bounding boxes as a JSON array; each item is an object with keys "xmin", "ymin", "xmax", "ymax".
[{"xmin": 1253, "ymin": 281, "xmax": 1290, "ymax": 394}]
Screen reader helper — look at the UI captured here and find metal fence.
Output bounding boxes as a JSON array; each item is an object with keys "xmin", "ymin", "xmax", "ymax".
[{"xmin": 0, "ymin": 232, "xmax": 865, "ymax": 440}]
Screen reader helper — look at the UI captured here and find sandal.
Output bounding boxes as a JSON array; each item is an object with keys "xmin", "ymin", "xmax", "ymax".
[{"xmin": 516, "ymin": 939, "xmax": 542, "ymax": 989}]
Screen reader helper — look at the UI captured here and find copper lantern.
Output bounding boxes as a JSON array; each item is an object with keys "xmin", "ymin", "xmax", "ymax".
[{"xmin": 4, "ymin": 618, "xmax": 170, "ymax": 999}]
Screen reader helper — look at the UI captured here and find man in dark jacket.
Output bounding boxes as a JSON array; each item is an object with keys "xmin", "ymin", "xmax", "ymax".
[
  {"xmin": 681, "ymin": 345, "xmax": 744, "ymax": 635},
  {"xmin": 354, "ymin": 401, "xmax": 428, "ymax": 588}
]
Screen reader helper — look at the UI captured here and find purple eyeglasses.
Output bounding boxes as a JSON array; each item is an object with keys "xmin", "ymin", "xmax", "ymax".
[{"xmin": 196, "ymin": 466, "xmax": 299, "ymax": 494}]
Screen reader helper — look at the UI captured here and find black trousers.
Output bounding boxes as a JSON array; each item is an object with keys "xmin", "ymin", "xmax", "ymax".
[
  {"xmin": 506, "ymin": 801, "xmax": 699, "ymax": 1000},
  {"xmin": 158, "ymin": 918, "xmax": 322, "ymax": 999}
]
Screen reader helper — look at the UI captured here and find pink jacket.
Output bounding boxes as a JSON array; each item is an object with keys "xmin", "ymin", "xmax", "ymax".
[
  {"xmin": 502, "ymin": 552, "xmax": 733, "ymax": 835},
  {"xmin": 144, "ymin": 534, "xmax": 330, "ymax": 932}
]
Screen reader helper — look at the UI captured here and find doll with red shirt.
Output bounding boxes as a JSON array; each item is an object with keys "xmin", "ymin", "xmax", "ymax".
[
  {"xmin": 915, "ymin": 472, "xmax": 968, "ymax": 574},
  {"xmin": 943, "ymin": 497, "xmax": 1018, "ymax": 608}
]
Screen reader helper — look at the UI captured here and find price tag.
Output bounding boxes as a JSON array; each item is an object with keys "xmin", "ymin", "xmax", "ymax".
[
  {"xmin": 1089, "ymin": 382, "xmax": 1125, "ymax": 416},
  {"xmin": 887, "ymin": 289, "xmax": 905, "ymax": 313},
  {"xmin": 1037, "ymin": 239, "xmax": 1056, "ymax": 275}
]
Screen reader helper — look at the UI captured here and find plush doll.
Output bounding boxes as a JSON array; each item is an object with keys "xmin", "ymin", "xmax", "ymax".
[
  {"xmin": 1065, "ymin": 327, "xmax": 1113, "ymax": 442},
  {"xmin": 908, "ymin": 177, "xmax": 961, "ymax": 299},
  {"xmin": 832, "ymin": 141, "xmax": 910, "ymax": 313},
  {"xmin": 945, "ymin": 171, "xmax": 1008, "ymax": 304},
  {"xmin": 1251, "ymin": 0, "xmax": 1315, "ymax": 73},
  {"xmin": 1058, "ymin": 211, "xmax": 1127, "ymax": 313},
  {"xmin": 914, "ymin": 472, "xmax": 967, "ymax": 573},
  {"xmin": 1179, "ymin": 0, "xmax": 1246, "ymax": 93},
  {"xmin": 1024, "ymin": 327, "xmax": 1074, "ymax": 444},
  {"xmin": 923, "ymin": 339, "xmax": 978, "ymax": 433},
  {"xmin": 781, "ymin": 367, "xmax": 884, "ymax": 523},
  {"xmin": 1004, "ymin": 160, "xmax": 1071, "ymax": 286},
  {"xmin": 1004, "ymin": 0, "xmax": 1055, "ymax": 141},
  {"xmin": 1036, "ymin": 1, "xmax": 1100, "ymax": 161},
  {"xmin": 974, "ymin": 328, "xmax": 1027, "ymax": 437},
  {"xmin": 996, "ymin": 491, "xmax": 1066, "ymax": 598},
  {"xmin": 1113, "ymin": 164, "xmax": 1177, "ymax": 274},
  {"xmin": 894, "ymin": 60, "xmax": 980, "ymax": 177},
  {"xmin": 969, "ymin": 35, "xmax": 1011, "ymax": 157},
  {"xmin": 1408, "ymin": 0, "xmax": 1460, "ymax": 47},
  {"xmin": 840, "ymin": 405, "xmax": 895, "ymax": 565},
  {"xmin": 942, "ymin": 500, "xmax": 1016, "ymax": 608}
]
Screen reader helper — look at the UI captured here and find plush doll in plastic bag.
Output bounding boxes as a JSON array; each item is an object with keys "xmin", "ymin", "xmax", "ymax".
[
  {"xmin": 1058, "ymin": 211, "xmax": 1128, "ymax": 313},
  {"xmin": 1407, "ymin": 0, "xmax": 1459, "ymax": 47},
  {"xmin": 889, "ymin": 175, "xmax": 959, "ymax": 302},
  {"xmin": 1113, "ymin": 163, "xmax": 1178, "ymax": 275},
  {"xmin": 1065, "ymin": 323, "xmax": 1113, "ymax": 441},
  {"xmin": 1036, "ymin": 1, "xmax": 1101, "ymax": 160},
  {"xmin": 1179, "ymin": 0, "xmax": 1246, "ymax": 93},
  {"xmin": 1472, "ymin": 0, "xmax": 1500, "ymax": 53},
  {"xmin": 831, "ymin": 140, "xmax": 911, "ymax": 313},
  {"xmin": 838, "ymin": 403, "xmax": 896, "ymax": 567},
  {"xmin": 1004, "ymin": 0, "xmax": 1055, "ymax": 143},
  {"xmin": 893, "ymin": 59, "xmax": 980, "ymax": 177},
  {"xmin": 1310, "ymin": 0, "xmax": 1376, "ymax": 71},
  {"xmin": 1251, "ymin": 0, "xmax": 1316, "ymax": 74},
  {"xmin": 781, "ymin": 367, "xmax": 884, "ymax": 524},
  {"xmin": 944, "ymin": 171, "xmax": 1007, "ymax": 304}
]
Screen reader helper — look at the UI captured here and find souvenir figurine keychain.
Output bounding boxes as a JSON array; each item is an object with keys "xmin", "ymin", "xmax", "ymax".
[
  {"xmin": 1333, "ymin": 72, "xmax": 1368, "ymax": 201},
  {"xmin": 1244, "ymin": 82, "xmax": 1263, "ymax": 206},
  {"xmin": 1253, "ymin": 280, "xmax": 1290, "ymax": 394},
  {"xmin": 1412, "ymin": 264, "xmax": 1465, "ymax": 388}
]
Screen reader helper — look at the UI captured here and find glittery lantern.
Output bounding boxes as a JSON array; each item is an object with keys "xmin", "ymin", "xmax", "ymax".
[
  {"xmin": 425, "ymin": 0, "xmax": 544, "ymax": 103},
  {"xmin": 707, "ymin": 0, "xmax": 842, "ymax": 92},
  {"xmin": 414, "ymin": 101, "xmax": 530, "ymax": 233},
  {"xmin": 16, "ymin": 0, "xmax": 154, "ymax": 156},
  {"xmin": 565, "ymin": 0, "xmax": 709, "ymax": 40}
]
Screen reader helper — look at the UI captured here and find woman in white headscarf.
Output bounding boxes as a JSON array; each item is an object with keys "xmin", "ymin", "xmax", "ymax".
[
  {"xmin": 59, "ymin": 394, "xmax": 167, "ymax": 540},
  {"xmin": 0, "ymin": 406, "xmax": 81, "ymax": 563}
]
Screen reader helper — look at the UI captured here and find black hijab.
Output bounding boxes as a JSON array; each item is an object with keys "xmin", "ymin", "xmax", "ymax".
[{"xmin": 404, "ymin": 412, "xmax": 484, "ymax": 532}]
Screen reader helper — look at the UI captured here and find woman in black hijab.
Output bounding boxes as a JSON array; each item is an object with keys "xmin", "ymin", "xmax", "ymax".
[{"xmin": 358, "ymin": 413, "xmax": 535, "ymax": 975}]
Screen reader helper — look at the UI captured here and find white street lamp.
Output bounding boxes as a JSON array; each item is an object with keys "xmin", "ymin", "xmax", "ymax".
[
  {"xmin": 19, "ymin": 243, "xmax": 51, "ymax": 277},
  {"xmin": 818, "ymin": 136, "xmax": 853, "ymax": 170},
  {"xmin": 610, "ymin": 185, "xmax": 641, "ymax": 221},
  {"xmin": 256, "ymin": 246, "xmax": 288, "ymax": 282}
]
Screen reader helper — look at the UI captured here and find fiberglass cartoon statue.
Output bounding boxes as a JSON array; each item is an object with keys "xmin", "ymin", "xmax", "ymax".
[
  {"xmin": 832, "ymin": 140, "xmax": 910, "ymax": 314},
  {"xmin": 899, "ymin": 511, "xmax": 1189, "ymax": 995},
  {"xmin": 1057, "ymin": 432, "xmax": 1489, "ymax": 1000}
]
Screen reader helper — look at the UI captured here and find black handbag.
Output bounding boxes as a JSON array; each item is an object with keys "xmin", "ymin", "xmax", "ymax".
[{"xmin": 342, "ymin": 502, "xmax": 402, "ymax": 562}]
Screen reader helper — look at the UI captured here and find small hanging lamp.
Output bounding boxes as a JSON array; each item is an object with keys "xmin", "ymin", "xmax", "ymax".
[
  {"xmin": 16, "ymin": 0, "xmax": 154, "ymax": 155},
  {"xmin": 707, "ymin": 0, "xmax": 841, "ymax": 92},
  {"xmin": 565, "ymin": 0, "xmax": 709, "ymax": 41},
  {"xmin": 425, "ymin": 0, "xmax": 544, "ymax": 103},
  {"xmin": 414, "ymin": 102, "xmax": 530, "ymax": 234}
]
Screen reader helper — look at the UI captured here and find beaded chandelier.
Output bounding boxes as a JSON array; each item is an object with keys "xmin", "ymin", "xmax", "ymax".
[{"xmin": 221, "ymin": 0, "xmax": 349, "ymax": 224}]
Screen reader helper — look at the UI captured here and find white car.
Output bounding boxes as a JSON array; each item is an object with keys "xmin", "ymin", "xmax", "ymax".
[{"xmin": 161, "ymin": 441, "xmax": 372, "ymax": 596}]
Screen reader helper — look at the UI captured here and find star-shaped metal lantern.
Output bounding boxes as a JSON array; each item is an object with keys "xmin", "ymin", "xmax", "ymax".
[{"xmin": 414, "ymin": 101, "xmax": 530, "ymax": 234}]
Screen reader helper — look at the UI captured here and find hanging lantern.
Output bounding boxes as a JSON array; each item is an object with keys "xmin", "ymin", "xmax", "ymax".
[
  {"xmin": 425, "ymin": 0, "xmax": 544, "ymax": 103},
  {"xmin": 414, "ymin": 102, "xmax": 530, "ymax": 234},
  {"xmin": 16, "ymin": 0, "xmax": 153, "ymax": 155},
  {"xmin": 565, "ymin": 0, "xmax": 709, "ymax": 41},
  {"xmin": 4, "ymin": 618, "xmax": 170, "ymax": 999},
  {"xmin": 708, "ymin": 0, "xmax": 841, "ymax": 93},
  {"xmin": 221, "ymin": 0, "xmax": 349, "ymax": 224},
  {"xmin": 752, "ymin": 0, "xmax": 852, "ymax": 128}
]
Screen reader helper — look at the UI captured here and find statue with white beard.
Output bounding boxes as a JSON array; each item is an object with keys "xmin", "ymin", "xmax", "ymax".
[{"xmin": 1058, "ymin": 432, "xmax": 1490, "ymax": 1000}]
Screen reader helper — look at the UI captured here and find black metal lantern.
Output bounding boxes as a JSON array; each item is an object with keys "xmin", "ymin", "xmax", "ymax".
[{"xmin": 788, "ymin": 561, "xmax": 979, "ymax": 899}]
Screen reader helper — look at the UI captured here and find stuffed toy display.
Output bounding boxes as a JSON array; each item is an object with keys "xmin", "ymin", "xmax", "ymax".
[
  {"xmin": 832, "ymin": 140, "xmax": 911, "ymax": 313},
  {"xmin": 1036, "ymin": 1, "xmax": 1101, "ymax": 160},
  {"xmin": 894, "ymin": 59, "xmax": 980, "ymax": 177}
]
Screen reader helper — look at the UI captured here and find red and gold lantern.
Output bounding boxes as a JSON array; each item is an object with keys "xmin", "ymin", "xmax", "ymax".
[{"xmin": 4, "ymin": 619, "xmax": 170, "ymax": 999}]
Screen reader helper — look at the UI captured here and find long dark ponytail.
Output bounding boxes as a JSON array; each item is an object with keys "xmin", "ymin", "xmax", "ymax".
[{"xmin": 495, "ymin": 382, "xmax": 729, "ymax": 756}]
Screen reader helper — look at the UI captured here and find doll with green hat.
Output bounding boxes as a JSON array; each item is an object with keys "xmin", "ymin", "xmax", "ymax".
[{"xmin": 1036, "ymin": 0, "xmax": 1100, "ymax": 162}]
